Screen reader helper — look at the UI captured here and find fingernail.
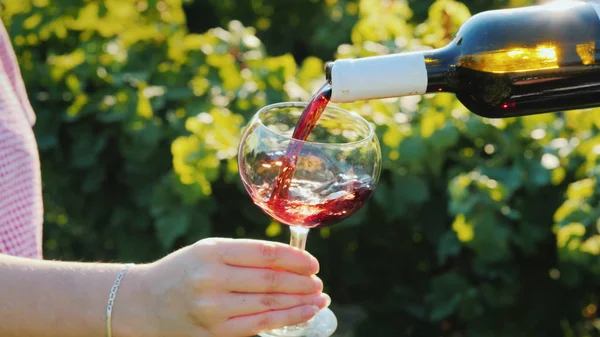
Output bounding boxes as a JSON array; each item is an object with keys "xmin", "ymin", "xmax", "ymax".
[
  {"xmin": 304, "ymin": 305, "xmax": 320, "ymax": 317},
  {"xmin": 317, "ymin": 293, "xmax": 331, "ymax": 308},
  {"xmin": 313, "ymin": 276, "xmax": 323, "ymax": 292},
  {"xmin": 310, "ymin": 256, "xmax": 319, "ymax": 273}
]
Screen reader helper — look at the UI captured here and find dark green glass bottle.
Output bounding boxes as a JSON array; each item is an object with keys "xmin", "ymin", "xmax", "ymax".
[{"xmin": 326, "ymin": 1, "xmax": 600, "ymax": 118}]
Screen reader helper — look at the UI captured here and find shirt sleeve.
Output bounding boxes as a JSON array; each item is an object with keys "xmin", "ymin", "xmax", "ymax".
[{"xmin": 0, "ymin": 19, "xmax": 43, "ymax": 259}]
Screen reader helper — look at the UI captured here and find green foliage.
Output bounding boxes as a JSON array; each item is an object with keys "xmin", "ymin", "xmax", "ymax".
[
  {"xmin": 3, "ymin": 0, "xmax": 599, "ymax": 336},
  {"xmin": 183, "ymin": 0, "xmax": 360, "ymax": 62}
]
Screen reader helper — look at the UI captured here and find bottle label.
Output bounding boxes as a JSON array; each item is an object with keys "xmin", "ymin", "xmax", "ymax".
[{"xmin": 329, "ymin": 51, "xmax": 428, "ymax": 103}]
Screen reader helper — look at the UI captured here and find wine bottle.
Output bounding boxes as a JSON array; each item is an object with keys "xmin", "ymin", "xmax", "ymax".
[{"xmin": 325, "ymin": 0, "xmax": 600, "ymax": 118}]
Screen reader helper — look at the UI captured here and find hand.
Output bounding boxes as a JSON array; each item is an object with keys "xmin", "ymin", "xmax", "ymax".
[{"xmin": 129, "ymin": 237, "xmax": 329, "ymax": 337}]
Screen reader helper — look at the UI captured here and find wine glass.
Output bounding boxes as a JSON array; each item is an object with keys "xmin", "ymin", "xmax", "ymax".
[{"xmin": 237, "ymin": 102, "xmax": 382, "ymax": 337}]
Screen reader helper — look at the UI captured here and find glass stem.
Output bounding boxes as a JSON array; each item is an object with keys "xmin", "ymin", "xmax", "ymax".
[
  {"xmin": 289, "ymin": 226, "xmax": 310, "ymax": 250},
  {"xmin": 280, "ymin": 226, "xmax": 313, "ymax": 333}
]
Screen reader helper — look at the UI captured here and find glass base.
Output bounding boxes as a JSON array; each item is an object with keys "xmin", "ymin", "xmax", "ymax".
[{"xmin": 258, "ymin": 307, "xmax": 337, "ymax": 337}]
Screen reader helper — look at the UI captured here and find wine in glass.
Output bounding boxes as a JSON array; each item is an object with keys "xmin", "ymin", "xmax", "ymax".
[{"xmin": 237, "ymin": 92, "xmax": 382, "ymax": 337}]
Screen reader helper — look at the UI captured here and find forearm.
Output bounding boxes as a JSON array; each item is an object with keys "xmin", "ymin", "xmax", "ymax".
[{"xmin": 0, "ymin": 254, "xmax": 151, "ymax": 337}]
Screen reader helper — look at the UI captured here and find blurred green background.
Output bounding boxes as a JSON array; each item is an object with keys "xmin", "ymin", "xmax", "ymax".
[{"xmin": 2, "ymin": 0, "xmax": 599, "ymax": 336}]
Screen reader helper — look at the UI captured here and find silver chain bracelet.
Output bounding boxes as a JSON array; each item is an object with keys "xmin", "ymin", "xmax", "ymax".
[{"xmin": 106, "ymin": 263, "xmax": 135, "ymax": 337}]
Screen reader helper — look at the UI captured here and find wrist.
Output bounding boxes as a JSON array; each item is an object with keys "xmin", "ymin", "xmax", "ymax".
[{"xmin": 110, "ymin": 263, "xmax": 155, "ymax": 337}]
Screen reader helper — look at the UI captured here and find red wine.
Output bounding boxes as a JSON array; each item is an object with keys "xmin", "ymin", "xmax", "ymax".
[
  {"xmin": 325, "ymin": 1, "xmax": 600, "ymax": 118},
  {"xmin": 269, "ymin": 82, "xmax": 333, "ymax": 202},
  {"xmin": 253, "ymin": 82, "xmax": 374, "ymax": 228},
  {"xmin": 256, "ymin": 174, "xmax": 373, "ymax": 228}
]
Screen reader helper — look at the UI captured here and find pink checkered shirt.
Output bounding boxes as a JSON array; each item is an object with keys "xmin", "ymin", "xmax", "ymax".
[{"xmin": 0, "ymin": 20, "xmax": 44, "ymax": 259}]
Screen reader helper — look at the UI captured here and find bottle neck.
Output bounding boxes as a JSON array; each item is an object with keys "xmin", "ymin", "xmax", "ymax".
[
  {"xmin": 423, "ymin": 45, "xmax": 457, "ymax": 93},
  {"xmin": 326, "ymin": 46, "xmax": 457, "ymax": 103}
]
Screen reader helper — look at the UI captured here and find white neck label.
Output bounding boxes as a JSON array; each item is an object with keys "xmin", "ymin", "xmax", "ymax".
[{"xmin": 329, "ymin": 51, "xmax": 428, "ymax": 103}]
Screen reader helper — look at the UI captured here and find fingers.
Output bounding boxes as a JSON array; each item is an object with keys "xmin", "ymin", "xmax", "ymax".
[
  {"xmin": 222, "ymin": 265, "xmax": 323, "ymax": 294},
  {"xmin": 218, "ymin": 305, "xmax": 321, "ymax": 337},
  {"xmin": 224, "ymin": 292, "xmax": 331, "ymax": 318},
  {"xmin": 213, "ymin": 238, "xmax": 319, "ymax": 275}
]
